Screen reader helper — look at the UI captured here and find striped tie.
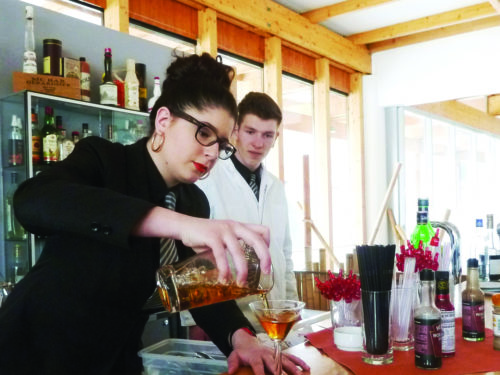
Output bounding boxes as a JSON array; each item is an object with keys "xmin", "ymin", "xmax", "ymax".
[
  {"xmin": 159, "ymin": 191, "xmax": 178, "ymax": 265},
  {"xmin": 249, "ymin": 173, "xmax": 259, "ymax": 200}
]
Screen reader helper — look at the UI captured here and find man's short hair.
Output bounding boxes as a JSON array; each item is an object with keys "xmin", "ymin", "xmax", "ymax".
[{"xmin": 237, "ymin": 92, "xmax": 282, "ymax": 127}]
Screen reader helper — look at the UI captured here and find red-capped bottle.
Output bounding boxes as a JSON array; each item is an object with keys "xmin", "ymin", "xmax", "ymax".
[{"xmin": 435, "ymin": 271, "xmax": 455, "ymax": 357}]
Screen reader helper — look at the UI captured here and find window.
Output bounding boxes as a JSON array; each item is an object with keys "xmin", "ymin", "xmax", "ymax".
[
  {"xmin": 22, "ymin": 0, "xmax": 102, "ymax": 25},
  {"xmin": 282, "ymin": 75, "xmax": 314, "ymax": 271},
  {"xmin": 129, "ymin": 23, "xmax": 195, "ymax": 54},
  {"xmin": 329, "ymin": 90, "xmax": 352, "ymax": 270},
  {"xmin": 217, "ymin": 53, "xmax": 263, "ymax": 101},
  {"xmin": 399, "ymin": 107, "xmax": 500, "ymax": 270}
]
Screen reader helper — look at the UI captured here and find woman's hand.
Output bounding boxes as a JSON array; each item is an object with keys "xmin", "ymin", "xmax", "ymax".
[
  {"xmin": 227, "ymin": 329, "xmax": 310, "ymax": 375},
  {"xmin": 179, "ymin": 216, "xmax": 271, "ymax": 284},
  {"xmin": 134, "ymin": 207, "xmax": 271, "ymax": 284}
]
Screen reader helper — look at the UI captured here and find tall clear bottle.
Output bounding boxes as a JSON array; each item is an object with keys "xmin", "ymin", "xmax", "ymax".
[
  {"xmin": 124, "ymin": 58, "xmax": 140, "ymax": 110},
  {"xmin": 435, "ymin": 271, "xmax": 455, "ymax": 357},
  {"xmin": 100, "ymin": 48, "xmax": 118, "ymax": 106},
  {"xmin": 414, "ymin": 269, "xmax": 442, "ymax": 369},
  {"xmin": 23, "ymin": 5, "xmax": 37, "ymax": 74},
  {"xmin": 462, "ymin": 258, "xmax": 485, "ymax": 341},
  {"xmin": 11, "ymin": 244, "xmax": 27, "ymax": 284},
  {"xmin": 8, "ymin": 115, "xmax": 24, "ymax": 167},
  {"xmin": 475, "ymin": 219, "xmax": 489, "ymax": 280},
  {"xmin": 4, "ymin": 172, "xmax": 27, "ymax": 241},
  {"xmin": 486, "ymin": 214, "xmax": 499, "ymax": 280},
  {"xmin": 148, "ymin": 76, "xmax": 161, "ymax": 112}
]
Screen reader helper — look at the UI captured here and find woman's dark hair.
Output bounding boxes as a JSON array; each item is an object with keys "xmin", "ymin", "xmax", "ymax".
[{"xmin": 149, "ymin": 52, "xmax": 237, "ymax": 134}]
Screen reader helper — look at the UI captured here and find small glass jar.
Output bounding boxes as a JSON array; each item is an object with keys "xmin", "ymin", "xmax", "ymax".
[{"xmin": 43, "ymin": 39, "xmax": 62, "ymax": 76}]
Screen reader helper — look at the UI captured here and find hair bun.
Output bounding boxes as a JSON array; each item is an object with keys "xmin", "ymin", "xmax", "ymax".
[{"xmin": 165, "ymin": 52, "xmax": 233, "ymax": 90}]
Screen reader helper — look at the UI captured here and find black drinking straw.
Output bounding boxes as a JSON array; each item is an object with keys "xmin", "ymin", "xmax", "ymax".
[{"xmin": 356, "ymin": 244, "xmax": 396, "ymax": 354}]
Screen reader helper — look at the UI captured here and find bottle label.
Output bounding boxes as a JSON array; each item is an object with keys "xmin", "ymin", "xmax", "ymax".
[
  {"xmin": 100, "ymin": 83, "xmax": 118, "ymax": 105},
  {"xmin": 440, "ymin": 310, "xmax": 455, "ymax": 354},
  {"xmin": 80, "ymin": 71, "xmax": 91, "ymax": 101},
  {"xmin": 414, "ymin": 317, "xmax": 442, "ymax": 357},
  {"xmin": 32, "ymin": 134, "xmax": 41, "ymax": 164},
  {"xmin": 43, "ymin": 56, "xmax": 51, "ymax": 74},
  {"xmin": 125, "ymin": 82, "xmax": 140, "ymax": 110},
  {"xmin": 8, "ymin": 139, "xmax": 24, "ymax": 166},
  {"xmin": 23, "ymin": 51, "xmax": 37, "ymax": 74},
  {"xmin": 139, "ymin": 87, "xmax": 147, "ymax": 99},
  {"xmin": 60, "ymin": 139, "xmax": 75, "ymax": 160},
  {"xmin": 43, "ymin": 134, "xmax": 58, "ymax": 162},
  {"xmin": 462, "ymin": 301, "xmax": 485, "ymax": 335},
  {"xmin": 493, "ymin": 312, "xmax": 500, "ymax": 337}
]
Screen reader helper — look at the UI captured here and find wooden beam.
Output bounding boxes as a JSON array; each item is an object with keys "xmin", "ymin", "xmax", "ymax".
[
  {"xmin": 302, "ymin": 0, "xmax": 394, "ymax": 24},
  {"xmin": 413, "ymin": 100, "xmax": 500, "ymax": 136},
  {"xmin": 487, "ymin": 94, "xmax": 500, "ymax": 116},
  {"xmin": 489, "ymin": 0, "xmax": 500, "ymax": 13},
  {"xmin": 348, "ymin": 2, "xmax": 495, "ymax": 45},
  {"xmin": 348, "ymin": 73, "xmax": 366, "ymax": 244},
  {"xmin": 197, "ymin": 8, "xmax": 218, "ymax": 57},
  {"xmin": 312, "ymin": 58, "xmax": 333, "ymax": 256},
  {"xmin": 180, "ymin": 0, "xmax": 371, "ymax": 73},
  {"xmin": 104, "ymin": 0, "xmax": 129, "ymax": 33},
  {"xmin": 263, "ymin": 37, "xmax": 284, "ymax": 182},
  {"xmin": 368, "ymin": 15, "xmax": 500, "ymax": 53}
]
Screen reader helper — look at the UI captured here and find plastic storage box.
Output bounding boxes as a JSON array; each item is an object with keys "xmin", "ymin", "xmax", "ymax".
[{"xmin": 139, "ymin": 339, "xmax": 228, "ymax": 375}]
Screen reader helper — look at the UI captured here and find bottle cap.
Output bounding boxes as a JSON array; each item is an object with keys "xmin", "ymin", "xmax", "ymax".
[
  {"xmin": 105, "ymin": 48, "xmax": 112, "ymax": 54},
  {"xmin": 80, "ymin": 57, "xmax": 86, "ymax": 62},
  {"xmin": 417, "ymin": 198, "xmax": 429, "ymax": 208},
  {"xmin": 420, "ymin": 268, "xmax": 434, "ymax": 281},
  {"xmin": 475, "ymin": 218, "xmax": 483, "ymax": 228},
  {"xmin": 435, "ymin": 270, "xmax": 449, "ymax": 281},
  {"xmin": 126, "ymin": 58, "xmax": 135, "ymax": 70},
  {"xmin": 467, "ymin": 258, "xmax": 478, "ymax": 268},
  {"xmin": 25, "ymin": 5, "xmax": 34, "ymax": 19}
]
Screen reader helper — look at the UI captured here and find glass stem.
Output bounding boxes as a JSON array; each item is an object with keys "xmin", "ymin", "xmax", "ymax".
[{"xmin": 274, "ymin": 340, "xmax": 282, "ymax": 375}]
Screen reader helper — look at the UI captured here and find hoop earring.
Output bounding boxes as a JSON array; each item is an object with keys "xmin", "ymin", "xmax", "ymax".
[
  {"xmin": 151, "ymin": 132, "xmax": 165, "ymax": 153},
  {"xmin": 199, "ymin": 170, "xmax": 210, "ymax": 180}
]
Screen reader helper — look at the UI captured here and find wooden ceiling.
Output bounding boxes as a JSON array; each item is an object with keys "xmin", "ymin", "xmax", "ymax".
[{"xmin": 273, "ymin": 0, "xmax": 500, "ymax": 53}]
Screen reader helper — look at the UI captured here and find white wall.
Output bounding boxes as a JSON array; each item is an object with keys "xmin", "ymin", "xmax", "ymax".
[{"xmin": 362, "ymin": 26, "xmax": 500, "ymax": 244}]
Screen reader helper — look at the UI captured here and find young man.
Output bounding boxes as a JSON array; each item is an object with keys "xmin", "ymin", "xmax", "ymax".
[{"xmin": 197, "ymin": 92, "xmax": 298, "ymax": 328}]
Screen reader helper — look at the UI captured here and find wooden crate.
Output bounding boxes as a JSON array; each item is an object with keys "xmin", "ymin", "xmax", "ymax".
[{"xmin": 12, "ymin": 71, "xmax": 80, "ymax": 100}]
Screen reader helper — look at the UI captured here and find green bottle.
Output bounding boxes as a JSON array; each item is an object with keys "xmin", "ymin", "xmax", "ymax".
[{"xmin": 411, "ymin": 210, "xmax": 435, "ymax": 249}]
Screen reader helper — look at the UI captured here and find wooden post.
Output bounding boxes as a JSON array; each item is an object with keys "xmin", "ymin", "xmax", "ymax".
[
  {"xmin": 198, "ymin": 8, "xmax": 218, "ymax": 57},
  {"xmin": 303, "ymin": 155, "xmax": 312, "ymax": 271},
  {"xmin": 104, "ymin": 0, "xmax": 129, "ymax": 33}
]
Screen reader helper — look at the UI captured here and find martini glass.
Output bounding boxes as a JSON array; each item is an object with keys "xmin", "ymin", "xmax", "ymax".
[{"xmin": 250, "ymin": 299, "xmax": 305, "ymax": 375}]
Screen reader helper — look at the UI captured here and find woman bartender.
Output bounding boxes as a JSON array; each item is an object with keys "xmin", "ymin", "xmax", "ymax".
[{"xmin": 0, "ymin": 52, "xmax": 308, "ymax": 375}]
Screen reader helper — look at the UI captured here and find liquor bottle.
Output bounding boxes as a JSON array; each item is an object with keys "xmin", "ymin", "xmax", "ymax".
[
  {"xmin": 417, "ymin": 198, "xmax": 435, "ymax": 239},
  {"xmin": 115, "ymin": 120, "xmax": 135, "ymax": 145},
  {"xmin": 72, "ymin": 131, "xmax": 80, "ymax": 144},
  {"xmin": 462, "ymin": 258, "xmax": 485, "ymax": 341},
  {"xmin": 4, "ymin": 172, "xmax": 27, "ymax": 241},
  {"xmin": 80, "ymin": 57, "xmax": 91, "ymax": 102},
  {"xmin": 148, "ymin": 76, "xmax": 161, "ymax": 112},
  {"xmin": 135, "ymin": 62, "xmax": 147, "ymax": 112},
  {"xmin": 410, "ymin": 210, "xmax": 435, "ymax": 250},
  {"xmin": 124, "ymin": 58, "xmax": 140, "ymax": 110},
  {"xmin": 41, "ymin": 106, "xmax": 58, "ymax": 164},
  {"xmin": 435, "ymin": 271, "xmax": 455, "ymax": 357},
  {"xmin": 486, "ymin": 215, "xmax": 499, "ymax": 280},
  {"xmin": 107, "ymin": 124, "xmax": 113, "ymax": 141},
  {"xmin": 82, "ymin": 123, "xmax": 90, "ymax": 138},
  {"xmin": 23, "ymin": 5, "xmax": 37, "ymax": 74},
  {"xmin": 475, "ymin": 219, "xmax": 488, "ymax": 280},
  {"xmin": 8, "ymin": 115, "xmax": 24, "ymax": 166},
  {"xmin": 31, "ymin": 109, "xmax": 41, "ymax": 165},
  {"xmin": 11, "ymin": 244, "xmax": 27, "ymax": 284},
  {"xmin": 135, "ymin": 119, "xmax": 147, "ymax": 140},
  {"xmin": 58, "ymin": 128, "xmax": 74, "ymax": 161},
  {"xmin": 414, "ymin": 269, "xmax": 442, "ymax": 369},
  {"xmin": 55, "ymin": 115, "xmax": 64, "ymax": 160},
  {"xmin": 99, "ymin": 48, "xmax": 118, "ymax": 106}
]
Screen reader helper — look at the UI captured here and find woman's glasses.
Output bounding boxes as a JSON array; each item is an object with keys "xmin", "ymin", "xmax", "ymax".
[{"xmin": 172, "ymin": 110, "xmax": 236, "ymax": 160}]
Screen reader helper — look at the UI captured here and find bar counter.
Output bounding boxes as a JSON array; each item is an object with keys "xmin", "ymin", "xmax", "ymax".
[{"xmin": 226, "ymin": 286, "xmax": 500, "ymax": 375}]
